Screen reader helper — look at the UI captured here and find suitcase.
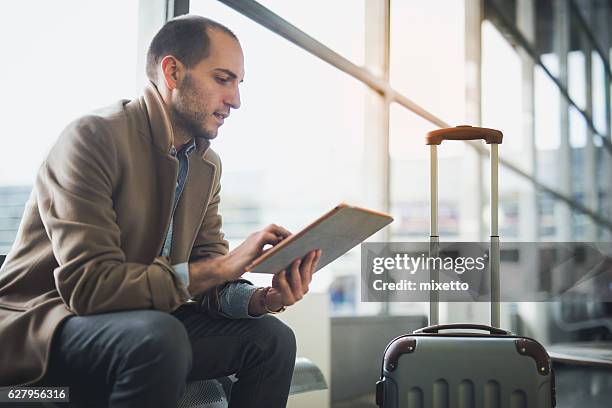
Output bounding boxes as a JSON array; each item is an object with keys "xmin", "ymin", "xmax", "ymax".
[{"xmin": 375, "ymin": 126, "xmax": 556, "ymax": 407}]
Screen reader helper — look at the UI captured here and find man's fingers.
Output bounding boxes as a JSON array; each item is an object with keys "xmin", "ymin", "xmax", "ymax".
[
  {"xmin": 264, "ymin": 224, "xmax": 292, "ymax": 240},
  {"xmin": 257, "ymin": 231, "xmax": 284, "ymax": 247},
  {"xmin": 304, "ymin": 250, "xmax": 321, "ymax": 293},
  {"xmin": 299, "ymin": 251, "xmax": 316, "ymax": 289},
  {"xmin": 272, "ymin": 272, "xmax": 279, "ymax": 287},
  {"xmin": 272, "ymin": 251, "xmax": 322, "ymax": 310},
  {"xmin": 301, "ymin": 250, "xmax": 316, "ymax": 271},
  {"xmin": 289, "ymin": 259, "xmax": 303, "ymax": 300},
  {"xmin": 311, "ymin": 249, "xmax": 322, "ymax": 274},
  {"xmin": 277, "ymin": 269, "xmax": 296, "ymax": 306}
]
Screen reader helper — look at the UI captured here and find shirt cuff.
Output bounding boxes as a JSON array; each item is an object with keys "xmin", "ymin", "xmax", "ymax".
[
  {"xmin": 172, "ymin": 262, "xmax": 191, "ymax": 295},
  {"xmin": 218, "ymin": 282, "xmax": 262, "ymax": 319}
]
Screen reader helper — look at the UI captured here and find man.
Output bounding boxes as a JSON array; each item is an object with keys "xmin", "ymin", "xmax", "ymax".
[{"xmin": 0, "ymin": 15, "xmax": 320, "ymax": 407}]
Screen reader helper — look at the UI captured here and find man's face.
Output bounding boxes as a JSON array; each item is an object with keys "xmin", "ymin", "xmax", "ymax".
[{"xmin": 170, "ymin": 29, "xmax": 244, "ymax": 140}]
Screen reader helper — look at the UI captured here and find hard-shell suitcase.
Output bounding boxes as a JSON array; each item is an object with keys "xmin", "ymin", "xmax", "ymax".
[{"xmin": 376, "ymin": 126, "xmax": 556, "ymax": 407}]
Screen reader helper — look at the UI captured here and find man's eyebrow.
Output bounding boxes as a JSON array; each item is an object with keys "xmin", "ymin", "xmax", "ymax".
[{"xmin": 214, "ymin": 68, "xmax": 243, "ymax": 83}]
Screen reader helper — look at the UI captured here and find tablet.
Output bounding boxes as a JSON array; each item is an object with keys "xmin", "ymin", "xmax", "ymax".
[{"xmin": 245, "ymin": 203, "xmax": 393, "ymax": 274}]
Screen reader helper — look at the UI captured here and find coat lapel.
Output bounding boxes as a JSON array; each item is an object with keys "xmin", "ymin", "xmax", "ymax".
[
  {"xmin": 140, "ymin": 82, "xmax": 180, "ymax": 256},
  {"xmin": 171, "ymin": 154, "xmax": 216, "ymax": 262},
  {"xmin": 153, "ymin": 153, "xmax": 179, "ymax": 257}
]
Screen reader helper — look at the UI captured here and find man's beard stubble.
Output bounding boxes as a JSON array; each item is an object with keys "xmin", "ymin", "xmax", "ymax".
[{"xmin": 170, "ymin": 74, "xmax": 217, "ymax": 141}]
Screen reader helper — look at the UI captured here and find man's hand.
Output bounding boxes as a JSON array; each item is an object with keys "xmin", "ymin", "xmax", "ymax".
[
  {"xmin": 187, "ymin": 224, "xmax": 291, "ymax": 295},
  {"xmin": 249, "ymin": 249, "xmax": 322, "ymax": 315}
]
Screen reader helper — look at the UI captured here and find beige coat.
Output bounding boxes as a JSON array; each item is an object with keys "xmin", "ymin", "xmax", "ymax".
[{"xmin": 0, "ymin": 83, "xmax": 229, "ymax": 385}]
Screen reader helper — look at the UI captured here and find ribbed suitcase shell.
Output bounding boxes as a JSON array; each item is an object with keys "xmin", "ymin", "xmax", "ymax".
[{"xmin": 378, "ymin": 333, "xmax": 554, "ymax": 408}]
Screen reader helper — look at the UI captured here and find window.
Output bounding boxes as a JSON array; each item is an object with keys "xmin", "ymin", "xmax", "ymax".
[
  {"xmin": 390, "ymin": 0, "xmax": 467, "ymax": 125},
  {"xmin": 591, "ymin": 52, "xmax": 607, "ymax": 136},
  {"xmin": 389, "ymin": 104, "xmax": 480, "ymax": 240},
  {"xmin": 255, "ymin": 0, "xmax": 365, "ymax": 66},
  {"xmin": 0, "ymin": 0, "xmax": 141, "ymax": 253},
  {"xmin": 482, "ymin": 20, "xmax": 526, "ymax": 161},
  {"xmin": 190, "ymin": 1, "xmax": 374, "ymax": 311}
]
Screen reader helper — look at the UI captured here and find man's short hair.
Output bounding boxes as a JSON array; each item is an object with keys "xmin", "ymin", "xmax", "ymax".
[{"xmin": 146, "ymin": 15, "xmax": 238, "ymax": 81}]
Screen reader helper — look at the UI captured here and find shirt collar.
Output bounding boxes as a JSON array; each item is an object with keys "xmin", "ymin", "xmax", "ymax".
[{"xmin": 178, "ymin": 138, "xmax": 197, "ymax": 156}]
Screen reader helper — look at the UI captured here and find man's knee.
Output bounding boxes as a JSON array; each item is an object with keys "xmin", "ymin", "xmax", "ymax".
[
  {"xmin": 120, "ymin": 311, "xmax": 192, "ymax": 376},
  {"xmin": 257, "ymin": 315, "xmax": 296, "ymax": 359},
  {"xmin": 51, "ymin": 310, "xmax": 192, "ymax": 404}
]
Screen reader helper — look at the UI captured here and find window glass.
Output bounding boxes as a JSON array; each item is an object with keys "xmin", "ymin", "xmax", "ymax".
[
  {"xmin": 592, "ymin": 52, "xmax": 607, "ymax": 135},
  {"xmin": 389, "ymin": 103, "xmax": 478, "ymax": 243},
  {"xmin": 569, "ymin": 109, "xmax": 595, "ymax": 240},
  {"xmin": 482, "ymin": 20, "xmax": 527, "ymax": 166},
  {"xmin": 534, "ymin": 0, "xmax": 558, "ymax": 78},
  {"xmin": 0, "ymin": 187, "xmax": 31, "ymax": 253},
  {"xmin": 390, "ymin": 0, "xmax": 466, "ymax": 125},
  {"xmin": 567, "ymin": 48, "xmax": 586, "ymax": 111},
  {"xmin": 388, "ymin": 103, "xmax": 430, "ymax": 317},
  {"xmin": 569, "ymin": 106, "xmax": 587, "ymax": 148},
  {"xmin": 493, "ymin": 165, "xmax": 535, "ymax": 241},
  {"xmin": 478, "ymin": 144, "xmax": 537, "ymax": 242},
  {"xmin": 537, "ymin": 191, "xmax": 557, "ymax": 240},
  {"xmin": 0, "ymin": 0, "xmax": 140, "ymax": 253},
  {"xmin": 533, "ymin": 64, "xmax": 563, "ymax": 241},
  {"xmin": 245, "ymin": 0, "xmax": 365, "ymax": 66},
  {"xmin": 487, "ymin": 0, "xmax": 517, "ymax": 29},
  {"xmin": 389, "ymin": 104, "xmax": 432, "ymax": 243},
  {"xmin": 571, "ymin": 204, "xmax": 598, "ymax": 241},
  {"xmin": 568, "ymin": 14, "xmax": 587, "ymax": 111},
  {"xmin": 597, "ymin": 146, "xmax": 611, "ymax": 240},
  {"xmin": 534, "ymin": 65, "xmax": 561, "ymax": 151},
  {"xmin": 190, "ymin": 1, "xmax": 374, "ymax": 314},
  {"xmin": 0, "ymin": 0, "xmax": 140, "ymax": 186}
]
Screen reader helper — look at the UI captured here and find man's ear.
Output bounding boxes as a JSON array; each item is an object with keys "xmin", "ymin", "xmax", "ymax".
[{"xmin": 160, "ymin": 55, "xmax": 184, "ymax": 91}]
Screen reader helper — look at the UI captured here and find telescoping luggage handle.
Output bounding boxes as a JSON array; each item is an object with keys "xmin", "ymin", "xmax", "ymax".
[
  {"xmin": 426, "ymin": 126, "xmax": 503, "ymax": 145},
  {"xmin": 426, "ymin": 125, "xmax": 503, "ymax": 328}
]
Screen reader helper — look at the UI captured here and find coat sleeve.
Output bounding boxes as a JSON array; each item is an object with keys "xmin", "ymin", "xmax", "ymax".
[{"xmin": 37, "ymin": 116, "xmax": 190, "ymax": 316}]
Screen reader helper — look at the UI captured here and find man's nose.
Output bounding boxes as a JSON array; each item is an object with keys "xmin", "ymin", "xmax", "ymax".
[{"xmin": 226, "ymin": 86, "xmax": 241, "ymax": 110}]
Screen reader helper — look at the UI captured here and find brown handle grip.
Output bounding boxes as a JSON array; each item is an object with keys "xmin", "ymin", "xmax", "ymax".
[
  {"xmin": 413, "ymin": 323, "xmax": 511, "ymax": 335},
  {"xmin": 426, "ymin": 125, "xmax": 503, "ymax": 145}
]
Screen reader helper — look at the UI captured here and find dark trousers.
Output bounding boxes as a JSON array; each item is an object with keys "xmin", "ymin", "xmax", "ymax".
[{"xmin": 42, "ymin": 304, "xmax": 296, "ymax": 408}]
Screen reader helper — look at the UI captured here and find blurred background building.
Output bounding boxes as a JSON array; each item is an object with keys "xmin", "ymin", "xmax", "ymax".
[{"xmin": 1, "ymin": 0, "xmax": 612, "ymax": 406}]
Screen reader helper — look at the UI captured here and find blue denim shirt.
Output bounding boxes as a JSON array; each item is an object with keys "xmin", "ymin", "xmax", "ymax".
[{"xmin": 160, "ymin": 139, "xmax": 258, "ymax": 318}]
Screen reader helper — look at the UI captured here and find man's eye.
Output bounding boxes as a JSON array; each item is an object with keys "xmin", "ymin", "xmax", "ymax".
[{"xmin": 216, "ymin": 77, "xmax": 230, "ymax": 84}]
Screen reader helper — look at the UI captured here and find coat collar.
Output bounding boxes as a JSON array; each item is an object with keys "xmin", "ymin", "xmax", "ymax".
[
  {"xmin": 141, "ymin": 81, "xmax": 211, "ymax": 156},
  {"xmin": 135, "ymin": 82, "xmax": 218, "ymax": 262}
]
